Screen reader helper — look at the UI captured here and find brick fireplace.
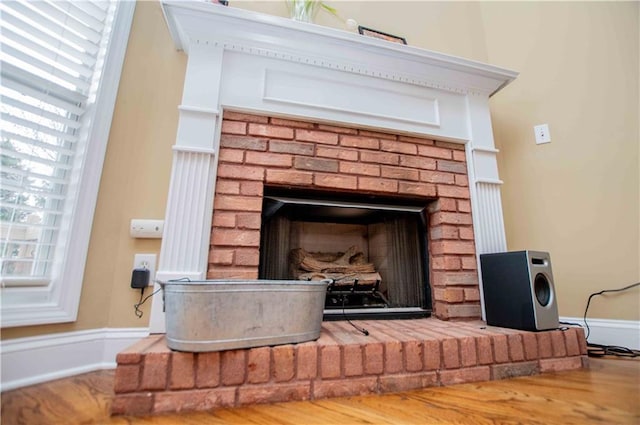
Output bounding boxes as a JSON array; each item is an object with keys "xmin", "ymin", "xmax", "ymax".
[
  {"xmin": 210, "ymin": 111, "xmax": 480, "ymax": 320},
  {"xmin": 111, "ymin": 1, "xmax": 587, "ymax": 417},
  {"xmin": 147, "ymin": 3, "xmax": 521, "ymax": 331}
]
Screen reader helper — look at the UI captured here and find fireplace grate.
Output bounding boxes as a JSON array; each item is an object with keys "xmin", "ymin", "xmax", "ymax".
[{"xmin": 325, "ymin": 279, "xmax": 390, "ymax": 309}]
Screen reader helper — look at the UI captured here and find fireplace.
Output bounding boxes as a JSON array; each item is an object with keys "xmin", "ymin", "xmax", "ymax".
[
  {"xmin": 148, "ymin": 1, "xmax": 518, "ymax": 332},
  {"xmin": 110, "ymin": 3, "xmax": 588, "ymax": 417}
]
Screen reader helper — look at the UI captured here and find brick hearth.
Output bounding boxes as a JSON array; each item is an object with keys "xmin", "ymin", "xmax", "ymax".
[{"xmin": 111, "ymin": 319, "xmax": 587, "ymax": 416}]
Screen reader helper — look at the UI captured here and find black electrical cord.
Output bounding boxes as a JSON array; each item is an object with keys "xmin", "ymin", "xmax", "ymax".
[
  {"xmin": 340, "ymin": 293, "xmax": 369, "ymax": 336},
  {"xmin": 133, "ymin": 286, "xmax": 162, "ymax": 318},
  {"xmin": 134, "ymin": 288, "xmax": 145, "ymax": 318},
  {"xmin": 587, "ymin": 343, "xmax": 640, "ymax": 358},
  {"xmin": 581, "ymin": 282, "xmax": 640, "ymax": 358},
  {"xmin": 559, "ymin": 321, "xmax": 583, "ymax": 327}
]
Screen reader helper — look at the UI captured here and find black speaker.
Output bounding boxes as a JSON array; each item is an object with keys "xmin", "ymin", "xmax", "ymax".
[{"xmin": 480, "ymin": 250, "xmax": 559, "ymax": 331}]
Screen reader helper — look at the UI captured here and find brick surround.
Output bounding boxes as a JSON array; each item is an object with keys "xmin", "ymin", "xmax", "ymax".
[
  {"xmin": 209, "ymin": 111, "xmax": 479, "ymax": 320},
  {"xmin": 112, "ymin": 320, "xmax": 588, "ymax": 416}
]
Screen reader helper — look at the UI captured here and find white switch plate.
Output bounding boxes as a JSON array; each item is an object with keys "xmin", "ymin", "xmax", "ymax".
[
  {"xmin": 130, "ymin": 219, "xmax": 164, "ymax": 238},
  {"xmin": 133, "ymin": 254, "xmax": 156, "ymax": 287},
  {"xmin": 534, "ymin": 124, "xmax": 551, "ymax": 144}
]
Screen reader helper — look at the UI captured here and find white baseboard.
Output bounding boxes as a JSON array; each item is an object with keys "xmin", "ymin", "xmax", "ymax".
[
  {"xmin": 0, "ymin": 327, "xmax": 149, "ymax": 392},
  {"xmin": 560, "ymin": 316, "xmax": 640, "ymax": 350}
]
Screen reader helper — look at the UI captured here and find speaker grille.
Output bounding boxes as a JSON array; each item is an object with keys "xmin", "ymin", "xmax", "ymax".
[{"xmin": 534, "ymin": 273, "xmax": 551, "ymax": 306}]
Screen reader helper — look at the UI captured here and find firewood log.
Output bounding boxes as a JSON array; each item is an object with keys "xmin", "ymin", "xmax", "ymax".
[
  {"xmin": 296, "ymin": 272, "xmax": 382, "ymax": 286},
  {"xmin": 290, "ymin": 246, "xmax": 375, "ymax": 273},
  {"xmin": 290, "ymin": 246, "xmax": 380, "ymax": 286}
]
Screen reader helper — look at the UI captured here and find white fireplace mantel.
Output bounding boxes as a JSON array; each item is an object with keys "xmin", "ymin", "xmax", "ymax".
[{"xmin": 149, "ymin": 1, "xmax": 518, "ymax": 332}]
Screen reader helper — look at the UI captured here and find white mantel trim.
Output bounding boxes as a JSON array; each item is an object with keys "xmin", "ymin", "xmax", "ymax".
[
  {"xmin": 151, "ymin": 1, "xmax": 518, "ymax": 331},
  {"xmin": 161, "ymin": 1, "xmax": 517, "ymax": 97}
]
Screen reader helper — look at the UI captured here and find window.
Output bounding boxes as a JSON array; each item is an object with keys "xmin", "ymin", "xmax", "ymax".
[{"xmin": 0, "ymin": 0, "xmax": 135, "ymax": 327}]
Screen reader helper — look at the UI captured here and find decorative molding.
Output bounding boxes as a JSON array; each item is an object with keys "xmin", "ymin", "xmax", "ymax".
[
  {"xmin": 175, "ymin": 106, "xmax": 220, "ymax": 151},
  {"xmin": 0, "ymin": 328, "xmax": 149, "ymax": 392},
  {"xmin": 178, "ymin": 105, "xmax": 220, "ymax": 116},
  {"xmin": 161, "ymin": 1, "xmax": 517, "ymax": 97},
  {"xmin": 219, "ymin": 52, "xmax": 468, "ymax": 140},
  {"xmin": 472, "ymin": 146, "xmax": 500, "ymax": 154},
  {"xmin": 471, "ymin": 148, "xmax": 502, "ymax": 183},
  {"xmin": 559, "ymin": 317, "xmax": 640, "ymax": 350},
  {"xmin": 172, "ymin": 145, "xmax": 216, "ymax": 155},
  {"xmin": 159, "ymin": 150, "xmax": 217, "ymax": 274},
  {"xmin": 220, "ymin": 39, "xmax": 482, "ymax": 96},
  {"xmin": 262, "ymin": 68, "xmax": 441, "ymax": 128},
  {"xmin": 476, "ymin": 178, "xmax": 504, "ymax": 185},
  {"xmin": 473, "ymin": 182, "xmax": 507, "ymax": 254}
]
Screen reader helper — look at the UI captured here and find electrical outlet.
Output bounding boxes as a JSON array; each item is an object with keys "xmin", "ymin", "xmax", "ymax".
[
  {"xmin": 534, "ymin": 124, "xmax": 551, "ymax": 144},
  {"xmin": 133, "ymin": 254, "xmax": 156, "ymax": 287}
]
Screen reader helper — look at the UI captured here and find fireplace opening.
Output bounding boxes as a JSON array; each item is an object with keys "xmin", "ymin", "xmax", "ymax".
[{"xmin": 259, "ymin": 188, "xmax": 432, "ymax": 320}]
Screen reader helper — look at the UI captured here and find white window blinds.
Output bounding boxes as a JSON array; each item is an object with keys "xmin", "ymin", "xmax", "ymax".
[
  {"xmin": 0, "ymin": 0, "xmax": 134, "ymax": 327},
  {"xmin": 0, "ymin": 1, "xmax": 114, "ymax": 286}
]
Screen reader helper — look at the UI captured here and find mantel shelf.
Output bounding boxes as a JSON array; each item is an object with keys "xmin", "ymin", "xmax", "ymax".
[{"xmin": 161, "ymin": 1, "xmax": 517, "ymax": 97}]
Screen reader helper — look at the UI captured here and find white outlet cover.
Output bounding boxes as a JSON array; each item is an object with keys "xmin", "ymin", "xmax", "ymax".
[
  {"xmin": 133, "ymin": 253, "xmax": 157, "ymax": 286},
  {"xmin": 534, "ymin": 124, "xmax": 551, "ymax": 144}
]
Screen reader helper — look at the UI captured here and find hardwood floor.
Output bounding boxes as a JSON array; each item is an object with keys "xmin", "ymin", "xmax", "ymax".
[{"xmin": 2, "ymin": 358, "xmax": 638, "ymax": 424}]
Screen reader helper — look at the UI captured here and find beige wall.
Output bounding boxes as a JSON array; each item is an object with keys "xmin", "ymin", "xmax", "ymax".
[
  {"xmin": 480, "ymin": 1, "xmax": 639, "ymax": 320},
  {"xmin": 3, "ymin": 0, "xmax": 638, "ymax": 340}
]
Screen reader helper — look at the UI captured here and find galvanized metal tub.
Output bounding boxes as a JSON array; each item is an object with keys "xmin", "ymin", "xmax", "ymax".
[{"xmin": 159, "ymin": 279, "xmax": 329, "ymax": 352}]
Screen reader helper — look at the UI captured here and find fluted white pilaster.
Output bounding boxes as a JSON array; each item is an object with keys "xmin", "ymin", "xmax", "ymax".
[
  {"xmin": 465, "ymin": 93, "xmax": 508, "ymax": 256},
  {"xmin": 150, "ymin": 44, "xmax": 224, "ymax": 332},
  {"xmin": 474, "ymin": 181, "xmax": 507, "ymax": 254},
  {"xmin": 160, "ymin": 148, "xmax": 216, "ymax": 275}
]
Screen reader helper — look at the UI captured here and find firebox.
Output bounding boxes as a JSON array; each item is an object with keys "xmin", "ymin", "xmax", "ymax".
[{"xmin": 259, "ymin": 189, "xmax": 431, "ymax": 319}]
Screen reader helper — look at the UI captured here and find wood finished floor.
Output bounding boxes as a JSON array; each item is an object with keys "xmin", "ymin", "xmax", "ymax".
[{"xmin": 1, "ymin": 358, "xmax": 638, "ymax": 425}]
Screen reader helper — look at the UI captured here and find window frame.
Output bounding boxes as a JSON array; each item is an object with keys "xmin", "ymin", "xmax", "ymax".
[{"xmin": 0, "ymin": 1, "xmax": 136, "ymax": 328}]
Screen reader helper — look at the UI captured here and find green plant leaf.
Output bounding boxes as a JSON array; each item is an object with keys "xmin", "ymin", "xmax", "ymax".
[{"xmin": 320, "ymin": 3, "xmax": 338, "ymax": 16}]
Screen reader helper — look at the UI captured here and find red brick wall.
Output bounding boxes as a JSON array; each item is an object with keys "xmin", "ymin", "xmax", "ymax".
[{"xmin": 209, "ymin": 111, "xmax": 480, "ymax": 320}]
